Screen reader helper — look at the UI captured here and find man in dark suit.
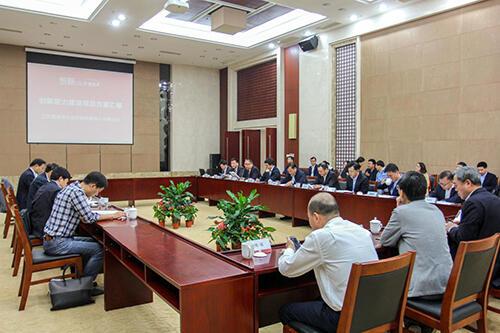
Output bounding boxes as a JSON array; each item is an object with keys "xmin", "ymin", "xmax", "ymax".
[
  {"xmin": 29, "ymin": 167, "xmax": 71, "ymax": 238},
  {"xmin": 229, "ymin": 158, "xmax": 245, "ymax": 178},
  {"xmin": 16, "ymin": 158, "xmax": 46, "ymax": 210},
  {"xmin": 218, "ymin": 160, "xmax": 231, "ymax": 176},
  {"xmin": 242, "ymin": 159, "xmax": 261, "ymax": 180},
  {"xmin": 429, "ymin": 170, "xmax": 462, "ymax": 203},
  {"xmin": 26, "ymin": 163, "xmax": 59, "ymax": 211},
  {"xmin": 260, "ymin": 158, "xmax": 281, "ymax": 182},
  {"xmin": 446, "ymin": 166, "xmax": 500, "ymax": 287},
  {"xmin": 477, "ymin": 161, "xmax": 498, "ymax": 193},
  {"xmin": 340, "ymin": 156, "xmax": 365, "ymax": 179},
  {"xmin": 314, "ymin": 163, "xmax": 339, "ymax": 189},
  {"xmin": 346, "ymin": 162, "xmax": 369, "ymax": 194},
  {"xmin": 377, "ymin": 163, "xmax": 402, "ymax": 196},
  {"xmin": 308, "ymin": 156, "xmax": 319, "ymax": 178},
  {"xmin": 364, "ymin": 159, "xmax": 378, "ymax": 181},
  {"xmin": 281, "ymin": 163, "xmax": 307, "ymax": 186}
]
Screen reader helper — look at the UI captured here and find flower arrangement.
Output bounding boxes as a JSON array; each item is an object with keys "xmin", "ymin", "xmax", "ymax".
[{"xmin": 208, "ymin": 189, "xmax": 275, "ymax": 251}]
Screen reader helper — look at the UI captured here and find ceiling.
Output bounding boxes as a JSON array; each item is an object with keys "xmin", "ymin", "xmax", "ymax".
[{"xmin": 0, "ymin": 0, "xmax": 476, "ymax": 69}]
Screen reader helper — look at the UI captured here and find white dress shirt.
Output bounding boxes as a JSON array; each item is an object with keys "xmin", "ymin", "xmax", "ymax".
[{"xmin": 278, "ymin": 217, "xmax": 378, "ymax": 311}]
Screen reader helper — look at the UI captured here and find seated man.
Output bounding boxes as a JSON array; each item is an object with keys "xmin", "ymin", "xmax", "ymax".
[
  {"xmin": 43, "ymin": 171, "xmax": 125, "ymax": 291},
  {"xmin": 314, "ymin": 163, "xmax": 339, "ymax": 189},
  {"xmin": 375, "ymin": 160, "xmax": 387, "ymax": 183},
  {"xmin": 26, "ymin": 162, "xmax": 59, "ymax": 211},
  {"xmin": 242, "ymin": 159, "xmax": 261, "ymax": 180},
  {"xmin": 229, "ymin": 158, "xmax": 245, "ymax": 178},
  {"xmin": 378, "ymin": 163, "xmax": 402, "ymax": 196},
  {"xmin": 346, "ymin": 162, "xmax": 369, "ymax": 194},
  {"xmin": 16, "ymin": 158, "xmax": 46, "ymax": 210},
  {"xmin": 29, "ymin": 167, "xmax": 71, "ymax": 238},
  {"xmin": 364, "ymin": 158, "xmax": 378, "ymax": 181},
  {"xmin": 381, "ymin": 171, "xmax": 453, "ymax": 299},
  {"xmin": 308, "ymin": 156, "xmax": 319, "ymax": 178},
  {"xmin": 477, "ymin": 161, "xmax": 498, "ymax": 193},
  {"xmin": 429, "ymin": 170, "xmax": 462, "ymax": 203},
  {"xmin": 218, "ymin": 159, "xmax": 231, "ymax": 176},
  {"xmin": 281, "ymin": 163, "xmax": 307, "ymax": 186},
  {"xmin": 279, "ymin": 193, "xmax": 378, "ymax": 332},
  {"xmin": 340, "ymin": 157, "xmax": 365, "ymax": 179},
  {"xmin": 260, "ymin": 158, "xmax": 281, "ymax": 182}
]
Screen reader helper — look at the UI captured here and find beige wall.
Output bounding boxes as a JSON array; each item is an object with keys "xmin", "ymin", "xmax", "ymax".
[
  {"xmin": 360, "ymin": 0, "xmax": 500, "ymax": 175},
  {"xmin": 170, "ymin": 64, "xmax": 220, "ymax": 171},
  {"xmin": 0, "ymin": 44, "xmax": 160, "ymax": 177}
]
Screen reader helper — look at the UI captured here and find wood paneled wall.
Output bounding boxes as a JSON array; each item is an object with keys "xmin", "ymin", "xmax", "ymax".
[
  {"xmin": 237, "ymin": 60, "xmax": 277, "ymax": 121},
  {"xmin": 284, "ymin": 45, "xmax": 300, "ymax": 166},
  {"xmin": 0, "ymin": 44, "xmax": 160, "ymax": 176},
  {"xmin": 360, "ymin": 0, "xmax": 500, "ymax": 175}
]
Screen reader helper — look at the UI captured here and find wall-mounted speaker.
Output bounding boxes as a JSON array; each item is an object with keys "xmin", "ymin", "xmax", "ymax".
[{"xmin": 298, "ymin": 35, "xmax": 318, "ymax": 52}]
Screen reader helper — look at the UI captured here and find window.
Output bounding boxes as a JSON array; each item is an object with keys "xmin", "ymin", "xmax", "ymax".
[{"xmin": 334, "ymin": 43, "xmax": 357, "ymax": 171}]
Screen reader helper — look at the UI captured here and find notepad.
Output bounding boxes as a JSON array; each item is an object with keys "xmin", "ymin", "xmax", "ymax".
[{"xmin": 94, "ymin": 210, "xmax": 115, "ymax": 215}]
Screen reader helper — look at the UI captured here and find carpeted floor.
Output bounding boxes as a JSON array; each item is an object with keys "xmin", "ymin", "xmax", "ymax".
[{"xmin": 0, "ymin": 200, "xmax": 498, "ymax": 333}]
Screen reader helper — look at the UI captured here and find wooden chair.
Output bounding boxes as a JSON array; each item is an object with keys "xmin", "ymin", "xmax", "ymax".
[
  {"xmin": 1, "ymin": 180, "xmax": 14, "ymax": 239},
  {"xmin": 405, "ymin": 234, "xmax": 500, "ymax": 333},
  {"xmin": 10, "ymin": 204, "xmax": 83, "ymax": 310},
  {"xmin": 369, "ymin": 181, "xmax": 378, "ymax": 192},
  {"xmin": 6, "ymin": 187, "xmax": 42, "ymax": 277},
  {"xmin": 283, "ymin": 251, "xmax": 416, "ymax": 333},
  {"xmin": 487, "ymin": 287, "xmax": 500, "ymax": 314}
]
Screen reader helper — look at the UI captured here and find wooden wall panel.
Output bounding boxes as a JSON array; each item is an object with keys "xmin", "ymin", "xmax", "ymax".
[
  {"xmin": 284, "ymin": 46, "xmax": 300, "ymax": 166},
  {"xmin": 220, "ymin": 68, "xmax": 228, "ymax": 157},
  {"xmin": 237, "ymin": 60, "xmax": 277, "ymax": 121},
  {"xmin": 265, "ymin": 128, "xmax": 277, "ymax": 162},
  {"xmin": 242, "ymin": 129, "xmax": 261, "ymax": 168}
]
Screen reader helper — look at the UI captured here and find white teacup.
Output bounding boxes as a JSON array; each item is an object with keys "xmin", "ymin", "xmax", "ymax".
[
  {"xmin": 370, "ymin": 218, "xmax": 383, "ymax": 234},
  {"xmin": 125, "ymin": 207, "xmax": 138, "ymax": 220}
]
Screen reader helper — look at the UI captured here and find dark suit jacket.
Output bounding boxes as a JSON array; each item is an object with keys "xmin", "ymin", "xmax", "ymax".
[
  {"xmin": 387, "ymin": 178, "xmax": 402, "ymax": 196},
  {"xmin": 220, "ymin": 166, "xmax": 232, "ymax": 176},
  {"xmin": 230, "ymin": 166, "xmax": 245, "ymax": 178},
  {"xmin": 315, "ymin": 170, "xmax": 339, "ymax": 188},
  {"xmin": 243, "ymin": 167, "xmax": 261, "ymax": 180},
  {"xmin": 346, "ymin": 174, "xmax": 369, "ymax": 194},
  {"xmin": 26, "ymin": 173, "xmax": 49, "ymax": 211},
  {"xmin": 29, "ymin": 181, "xmax": 61, "ymax": 238},
  {"xmin": 365, "ymin": 168, "xmax": 378, "ymax": 181},
  {"xmin": 308, "ymin": 165, "xmax": 319, "ymax": 177},
  {"xmin": 482, "ymin": 172, "xmax": 498, "ymax": 193},
  {"xmin": 16, "ymin": 168, "xmax": 35, "ymax": 210},
  {"xmin": 260, "ymin": 167, "xmax": 281, "ymax": 182},
  {"xmin": 448, "ymin": 187, "xmax": 500, "ymax": 287},
  {"xmin": 281, "ymin": 169, "xmax": 307, "ymax": 185},
  {"xmin": 429, "ymin": 185, "xmax": 463, "ymax": 203}
]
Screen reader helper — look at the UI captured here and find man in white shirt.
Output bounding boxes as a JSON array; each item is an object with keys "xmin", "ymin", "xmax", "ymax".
[{"xmin": 278, "ymin": 193, "xmax": 378, "ymax": 332}]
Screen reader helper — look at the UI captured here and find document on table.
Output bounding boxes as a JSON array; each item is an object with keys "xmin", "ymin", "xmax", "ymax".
[{"xmin": 94, "ymin": 210, "xmax": 116, "ymax": 215}]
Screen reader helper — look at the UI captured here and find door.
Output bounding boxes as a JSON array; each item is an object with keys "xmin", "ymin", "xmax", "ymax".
[
  {"xmin": 265, "ymin": 128, "xmax": 277, "ymax": 162},
  {"xmin": 224, "ymin": 131, "xmax": 240, "ymax": 162},
  {"xmin": 242, "ymin": 130, "xmax": 261, "ymax": 168}
]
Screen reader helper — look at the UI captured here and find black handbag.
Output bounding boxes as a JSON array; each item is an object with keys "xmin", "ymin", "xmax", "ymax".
[{"xmin": 49, "ymin": 266, "xmax": 95, "ymax": 310}]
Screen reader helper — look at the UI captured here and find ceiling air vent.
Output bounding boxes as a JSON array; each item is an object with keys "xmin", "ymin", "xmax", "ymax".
[
  {"xmin": 0, "ymin": 27, "xmax": 22, "ymax": 33},
  {"xmin": 160, "ymin": 50, "xmax": 181, "ymax": 56}
]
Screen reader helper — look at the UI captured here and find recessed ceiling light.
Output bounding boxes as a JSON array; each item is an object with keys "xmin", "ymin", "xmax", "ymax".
[
  {"xmin": 350, "ymin": 14, "xmax": 359, "ymax": 21},
  {"xmin": 379, "ymin": 3, "xmax": 388, "ymax": 11},
  {"xmin": 118, "ymin": 13, "xmax": 126, "ymax": 21},
  {"xmin": 111, "ymin": 19, "xmax": 121, "ymax": 27},
  {"xmin": 268, "ymin": 43, "xmax": 276, "ymax": 49}
]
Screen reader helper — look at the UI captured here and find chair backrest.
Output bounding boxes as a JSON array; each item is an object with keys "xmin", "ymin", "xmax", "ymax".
[
  {"xmin": 0, "ymin": 181, "xmax": 9, "ymax": 212},
  {"xmin": 7, "ymin": 186, "xmax": 19, "ymax": 207},
  {"xmin": 441, "ymin": 234, "xmax": 500, "ymax": 325},
  {"xmin": 338, "ymin": 178, "xmax": 347, "ymax": 190},
  {"xmin": 368, "ymin": 181, "xmax": 377, "ymax": 192},
  {"xmin": 337, "ymin": 251, "xmax": 416, "ymax": 333},
  {"xmin": 9, "ymin": 201, "xmax": 33, "ymax": 265}
]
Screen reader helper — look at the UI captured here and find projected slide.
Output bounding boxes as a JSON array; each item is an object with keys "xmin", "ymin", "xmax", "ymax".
[{"xmin": 27, "ymin": 63, "xmax": 133, "ymax": 144}]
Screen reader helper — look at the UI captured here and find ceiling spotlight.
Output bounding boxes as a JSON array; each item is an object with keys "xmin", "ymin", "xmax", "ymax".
[
  {"xmin": 268, "ymin": 43, "xmax": 276, "ymax": 49},
  {"xmin": 350, "ymin": 14, "xmax": 359, "ymax": 21},
  {"xmin": 118, "ymin": 13, "xmax": 126, "ymax": 21},
  {"xmin": 111, "ymin": 19, "xmax": 121, "ymax": 27},
  {"xmin": 379, "ymin": 3, "xmax": 388, "ymax": 11}
]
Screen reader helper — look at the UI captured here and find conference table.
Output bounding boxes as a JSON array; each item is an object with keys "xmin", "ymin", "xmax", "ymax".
[{"xmin": 90, "ymin": 175, "xmax": 461, "ymax": 332}]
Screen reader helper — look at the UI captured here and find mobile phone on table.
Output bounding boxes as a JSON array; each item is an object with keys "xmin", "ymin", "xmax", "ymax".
[{"xmin": 289, "ymin": 236, "xmax": 301, "ymax": 251}]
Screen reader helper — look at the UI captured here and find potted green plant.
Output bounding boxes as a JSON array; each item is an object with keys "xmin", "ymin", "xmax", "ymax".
[
  {"xmin": 183, "ymin": 204, "xmax": 198, "ymax": 228},
  {"xmin": 208, "ymin": 189, "xmax": 275, "ymax": 251},
  {"xmin": 157, "ymin": 180, "xmax": 195, "ymax": 229},
  {"xmin": 153, "ymin": 200, "xmax": 167, "ymax": 227}
]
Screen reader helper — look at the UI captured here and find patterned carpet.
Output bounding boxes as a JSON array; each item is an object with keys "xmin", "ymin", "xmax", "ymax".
[{"xmin": 0, "ymin": 200, "xmax": 498, "ymax": 333}]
